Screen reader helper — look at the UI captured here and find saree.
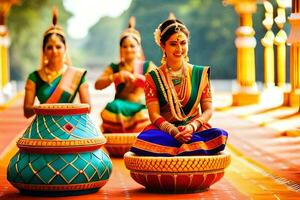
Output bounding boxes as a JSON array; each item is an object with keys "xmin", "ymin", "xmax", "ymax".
[
  {"xmin": 101, "ymin": 61, "xmax": 154, "ymax": 133},
  {"xmin": 27, "ymin": 67, "xmax": 87, "ymax": 103},
  {"xmin": 130, "ymin": 64, "xmax": 228, "ymax": 156}
]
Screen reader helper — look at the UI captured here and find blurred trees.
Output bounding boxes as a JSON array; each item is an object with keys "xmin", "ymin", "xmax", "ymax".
[
  {"xmin": 82, "ymin": 0, "xmax": 239, "ymax": 79},
  {"xmin": 6, "ymin": 0, "xmax": 291, "ymax": 81},
  {"xmin": 83, "ymin": 0, "xmax": 291, "ymax": 80},
  {"xmin": 82, "ymin": 0, "xmax": 255, "ymax": 80},
  {"xmin": 83, "ymin": 16, "xmax": 123, "ymax": 67}
]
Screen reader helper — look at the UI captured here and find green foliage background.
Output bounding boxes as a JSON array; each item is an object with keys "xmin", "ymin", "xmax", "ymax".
[{"xmin": 6, "ymin": 0, "xmax": 291, "ymax": 82}]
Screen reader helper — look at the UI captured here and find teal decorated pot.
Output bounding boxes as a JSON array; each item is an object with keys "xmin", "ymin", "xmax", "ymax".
[{"xmin": 7, "ymin": 104, "xmax": 112, "ymax": 195}]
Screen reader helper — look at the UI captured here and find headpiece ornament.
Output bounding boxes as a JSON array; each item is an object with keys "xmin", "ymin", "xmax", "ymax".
[
  {"xmin": 154, "ymin": 12, "xmax": 188, "ymax": 46},
  {"xmin": 44, "ymin": 7, "xmax": 65, "ymax": 37},
  {"xmin": 120, "ymin": 16, "xmax": 141, "ymax": 44}
]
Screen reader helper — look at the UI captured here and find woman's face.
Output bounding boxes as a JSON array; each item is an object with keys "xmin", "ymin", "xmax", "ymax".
[
  {"xmin": 120, "ymin": 36, "xmax": 140, "ymax": 62},
  {"xmin": 44, "ymin": 34, "xmax": 66, "ymax": 66},
  {"xmin": 163, "ymin": 31, "xmax": 188, "ymax": 64}
]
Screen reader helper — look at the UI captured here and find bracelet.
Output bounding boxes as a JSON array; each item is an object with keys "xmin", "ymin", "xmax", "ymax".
[
  {"xmin": 169, "ymin": 126, "xmax": 179, "ymax": 137},
  {"xmin": 108, "ymin": 74, "xmax": 114, "ymax": 81},
  {"xmin": 189, "ymin": 122, "xmax": 197, "ymax": 132},
  {"xmin": 195, "ymin": 118, "xmax": 204, "ymax": 127},
  {"xmin": 154, "ymin": 117, "xmax": 166, "ymax": 128},
  {"xmin": 159, "ymin": 121, "xmax": 178, "ymax": 137}
]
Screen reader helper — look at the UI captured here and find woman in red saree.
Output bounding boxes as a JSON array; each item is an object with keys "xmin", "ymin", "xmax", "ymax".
[
  {"xmin": 23, "ymin": 8, "xmax": 90, "ymax": 118},
  {"xmin": 130, "ymin": 15, "xmax": 228, "ymax": 156}
]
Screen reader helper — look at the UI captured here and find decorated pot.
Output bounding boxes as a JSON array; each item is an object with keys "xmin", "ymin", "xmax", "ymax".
[
  {"xmin": 104, "ymin": 133, "xmax": 138, "ymax": 157},
  {"xmin": 7, "ymin": 104, "xmax": 112, "ymax": 195},
  {"xmin": 124, "ymin": 151, "xmax": 231, "ymax": 193}
]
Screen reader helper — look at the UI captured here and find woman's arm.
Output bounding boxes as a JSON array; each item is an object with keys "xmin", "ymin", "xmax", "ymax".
[
  {"xmin": 94, "ymin": 67, "xmax": 115, "ymax": 90},
  {"xmin": 95, "ymin": 66, "xmax": 136, "ymax": 90},
  {"xmin": 146, "ymin": 101, "xmax": 162, "ymax": 124},
  {"xmin": 23, "ymin": 80, "xmax": 36, "ymax": 118},
  {"xmin": 199, "ymin": 101, "xmax": 213, "ymax": 122},
  {"xmin": 78, "ymin": 82, "xmax": 91, "ymax": 112},
  {"xmin": 189, "ymin": 82, "xmax": 213, "ymax": 130}
]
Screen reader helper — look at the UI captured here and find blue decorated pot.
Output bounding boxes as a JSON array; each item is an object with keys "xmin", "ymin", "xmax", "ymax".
[{"xmin": 7, "ymin": 104, "xmax": 112, "ymax": 195}]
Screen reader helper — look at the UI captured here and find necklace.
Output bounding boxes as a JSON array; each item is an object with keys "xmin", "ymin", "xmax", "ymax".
[
  {"xmin": 44, "ymin": 65, "xmax": 66, "ymax": 83},
  {"xmin": 166, "ymin": 62, "xmax": 183, "ymax": 85},
  {"xmin": 165, "ymin": 63, "xmax": 188, "ymax": 114},
  {"xmin": 156, "ymin": 64, "xmax": 192, "ymax": 121},
  {"xmin": 121, "ymin": 63, "xmax": 133, "ymax": 72}
]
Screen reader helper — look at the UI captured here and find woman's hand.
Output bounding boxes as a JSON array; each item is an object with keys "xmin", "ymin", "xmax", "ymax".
[
  {"xmin": 134, "ymin": 73, "xmax": 145, "ymax": 82},
  {"xmin": 118, "ymin": 70, "xmax": 135, "ymax": 83},
  {"xmin": 175, "ymin": 125, "xmax": 193, "ymax": 143}
]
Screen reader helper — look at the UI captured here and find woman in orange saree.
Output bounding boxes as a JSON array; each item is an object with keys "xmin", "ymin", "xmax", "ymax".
[
  {"xmin": 23, "ymin": 8, "xmax": 90, "ymax": 118},
  {"xmin": 130, "ymin": 16, "xmax": 228, "ymax": 156}
]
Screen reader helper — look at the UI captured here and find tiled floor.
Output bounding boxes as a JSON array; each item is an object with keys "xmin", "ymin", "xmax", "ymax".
[{"xmin": 0, "ymin": 89, "xmax": 299, "ymax": 199}]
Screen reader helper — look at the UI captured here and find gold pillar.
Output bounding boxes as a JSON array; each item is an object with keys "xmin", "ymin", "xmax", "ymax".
[
  {"xmin": 284, "ymin": 0, "xmax": 300, "ymax": 107},
  {"xmin": 224, "ymin": 0, "xmax": 260, "ymax": 106},
  {"xmin": 274, "ymin": 0, "xmax": 287, "ymax": 88},
  {"xmin": 261, "ymin": 1, "xmax": 275, "ymax": 88},
  {"xmin": 0, "ymin": 0, "xmax": 19, "ymax": 91},
  {"xmin": 0, "ymin": 25, "xmax": 9, "ymax": 89}
]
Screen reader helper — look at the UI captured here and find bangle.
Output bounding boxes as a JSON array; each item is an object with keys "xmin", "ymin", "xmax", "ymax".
[
  {"xmin": 195, "ymin": 118, "xmax": 204, "ymax": 127},
  {"xmin": 169, "ymin": 126, "xmax": 179, "ymax": 137},
  {"xmin": 108, "ymin": 74, "xmax": 114, "ymax": 81},
  {"xmin": 159, "ymin": 121, "xmax": 178, "ymax": 137},
  {"xmin": 154, "ymin": 116, "xmax": 166, "ymax": 128},
  {"xmin": 189, "ymin": 122, "xmax": 197, "ymax": 132}
]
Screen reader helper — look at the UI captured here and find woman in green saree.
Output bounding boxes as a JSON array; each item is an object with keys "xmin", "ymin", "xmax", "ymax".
[
  {"xmin": 23, "ymin": 9, "xmax": 90, "ymax": 118},
  {"xmin": 130, "ymin": 15, "xmax": 228, "ymax": 156},
  {"xmin": 95, "ymin": 17, "xmax": 155, "ymax": 133}
]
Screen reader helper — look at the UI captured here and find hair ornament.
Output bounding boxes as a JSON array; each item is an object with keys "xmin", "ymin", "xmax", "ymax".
[{"xmin": 44, "ymin": 6, "xmax": 65, "ymax": 37}]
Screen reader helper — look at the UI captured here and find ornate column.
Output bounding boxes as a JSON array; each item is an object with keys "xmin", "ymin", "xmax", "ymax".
[
  {"xmin": 274, "ymin": 0, "xmax": 287, "ymax": 88},
  {"xmin": 0, "ymin": 0, "xmax": 19, "ymax": 90},
  {"xmin": 261, "ymin": 1, "xmax": 275, "ymax": 88},
  {"xmin": 224, "ymin": 0, "xmax": 260, "ymax": 106},
  {"xmin": 285, "ymin": 0, "xmax": 300, "ymax": 106},
  {"xmin": 0, "ymin": 24, "xmax": 10, "ymax": 90}
]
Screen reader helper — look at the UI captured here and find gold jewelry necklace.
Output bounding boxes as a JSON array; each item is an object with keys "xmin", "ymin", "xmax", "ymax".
[
  {"xmin": 44, "ymin": 65, "xmax": 66, "ymax": 83},
  {"xmin": 158, "ymin": 67, "xmax": 186, "ymax": 121},
  {"xmin": 166, "ymin": 62, "xmax": 183, "ymax": 75},
  {"xmin": 166, "ymin": 62, "xmax": 188, "ymax": 100},
  {"xmin": 166, "ymin": 66, "xmax": 184, "ymax": 107},
  {"xmin": 177, "ymin": 66, "xmax": 189, "ymax": 102},
  {"xmin": 166, "ymin": 62, "xmax": 184, "ymax": 85}
]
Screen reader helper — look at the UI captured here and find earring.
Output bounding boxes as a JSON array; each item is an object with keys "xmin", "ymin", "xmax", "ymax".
[
  {"xmin": 161, "ymin": 52, "xmax": 167, "ymax": 65},
  {"xmin": 43, "ymin": 56, "xmax": 49, "ymax": 65},
  {"xmin": 120, "ymin": 56, "xmax": 125, "ymax": 64},
  {"xmin": 184, "ymin": 54, "xmax": 189, "ymax": 62},
  {"xmin": 119, "ymin": 50, "xmax": 124, "ymax": 64},
  {"xmin": 136, "ymin": 51, "xmax": 142, "ymax": 60},
  {"xmin": 63, "ymin": 54, "xmax": 67, "ymax": 63}
]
